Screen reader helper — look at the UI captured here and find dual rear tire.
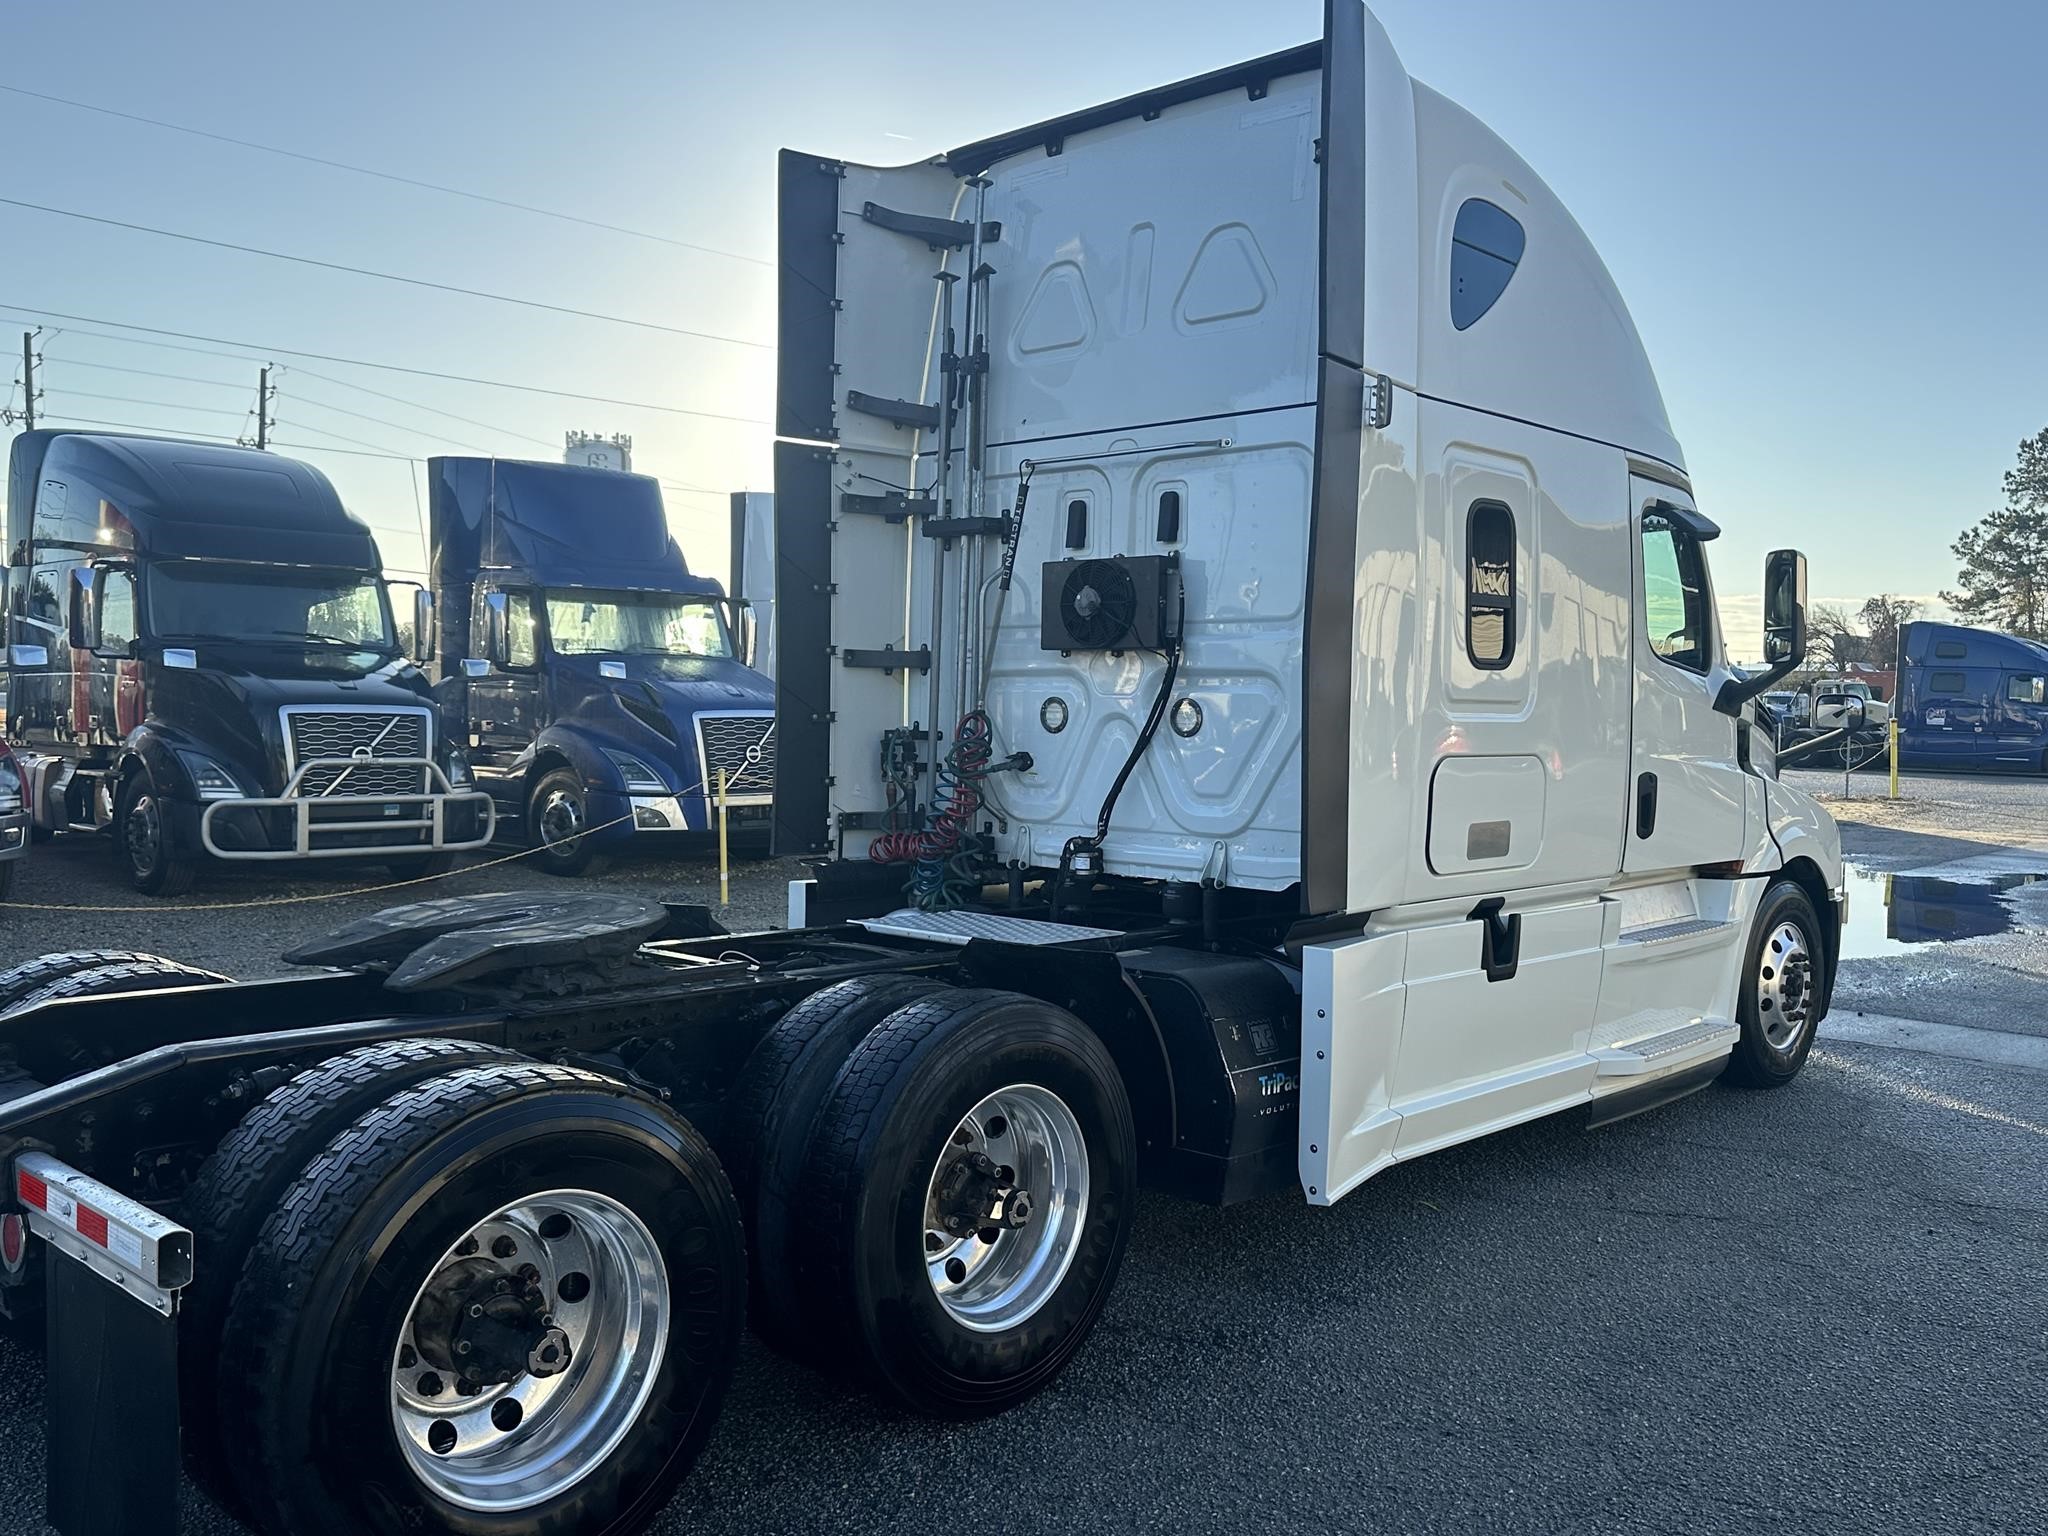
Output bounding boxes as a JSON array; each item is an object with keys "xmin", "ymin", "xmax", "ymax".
[
  {"xmin": 186, "ymin": 1048, "xmax": 744, "ymax": 1536},
  {"xmin": 728, "ymin": 982, "xmax": 1137, "ymax": 1417}
]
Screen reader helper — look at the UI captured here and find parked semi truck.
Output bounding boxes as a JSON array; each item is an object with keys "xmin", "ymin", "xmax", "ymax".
[
  {"xmin": 0, "ymin": 8, "xmax": 1844, "ymax": 1535},
  {"xmin": 428, "ymin": 456, "xmax": 775, "ymax": 873},
  {"xmin": 2, "ymin": 431, "xmax": 493, "ymax": 894},
  {"xmin": 1895, "ymin": 619, "xmax": 2048, "ymax": 771}
]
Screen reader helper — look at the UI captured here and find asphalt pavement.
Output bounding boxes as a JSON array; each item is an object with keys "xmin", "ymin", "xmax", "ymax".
[{"xmin": 0, "ymin": 771, "xmax": 2042, "ymax": 1535}]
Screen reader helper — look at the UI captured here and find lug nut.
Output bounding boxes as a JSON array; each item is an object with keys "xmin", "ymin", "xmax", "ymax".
[
  {"xmin": 492, "ymin": 1236, "xmax": 518, "ymax": 1259},
  {"xmin": 455, "ymin": 1236, "xmax": 479, "ymax": 1257}
]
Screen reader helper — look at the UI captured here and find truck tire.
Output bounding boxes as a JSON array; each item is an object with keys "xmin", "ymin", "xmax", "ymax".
[
  {"xmin": 0, "ymin": 957, "xmax": 230, "ymax": 1018},
  {"xmin": 0, "ymin": 949, "xmax": 188, "ymax": 1012},
  {"xmin": 1724, "ymin": 879, "xmax": 1826, "ymax": 1089},
  {"xmin": 792, "ymin": 989, "xmax": 1136, "ymax": 1417},
  {"xmin": 115, "ymin": 768, "xmax": 201, "ymax": 897},
  {"xmin": 724, "ymin": 973, "xmax": 947, "ymax": 1344},
  {"xmin": 528, "ymin": 768, "xmax": 604, "ymax": 877},
  {"xmin": 214, "ymin": 1061, "xmax": 746, "ymax": 1536},
  {"xmin": 181, "ymin": 1038, "xmax": 522, "ymax": 1518}
]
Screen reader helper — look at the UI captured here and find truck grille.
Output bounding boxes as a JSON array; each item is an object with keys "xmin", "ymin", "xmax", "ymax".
[
  {"xmin": 283, "ymin": 708, "xmax": 431, "ymax": 797},
  {"xmin": 695, "ymin": 711, "xmax": 775, "ymax": 801}
]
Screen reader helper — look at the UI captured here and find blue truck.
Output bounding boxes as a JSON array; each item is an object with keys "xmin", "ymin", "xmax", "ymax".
[
  {"xmin": 1895, "ymin": 619, "xmax": 2048, "ymax": 772},
  {"xmin": 428, "ymin": 456, "xmax": 776, "ymax": 873}
]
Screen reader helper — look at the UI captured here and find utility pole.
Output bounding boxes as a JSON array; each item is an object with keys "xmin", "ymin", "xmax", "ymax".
[
  {"xmin": 20, "ymin": 331, "xmax": 34, "ymax": 430},
  {"xmin": 254, "ymin": 364, "xmax": 270, "ymax": 449}
]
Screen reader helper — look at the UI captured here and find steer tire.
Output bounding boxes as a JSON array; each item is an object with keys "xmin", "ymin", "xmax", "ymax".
[
  {"xmin": 115, "ymin": 768, "xmax": 201, "ymax": 897},
  {"xmin": 528, "ymin": 768, "xmax": 604, "ymax": 877},
  {"xmin": 793, "ymin": 989, "xmax": 1135, "ymax": 1417},
  {"xmin": 0, "ymin": 957, "xmax": 229, "ymax": 1018},
  {"xmin": 214, "ymin": 1060, "xmax": 746, "ymax": 1536},
  {"xmin": 181, "ymin": 1038, "xmax": 522, "ymax": 1519},
  {"xmin": 1724, "ymin": 879, "xmax": 1826, "ymax": 1089},
  {"xmin": 724, "ymin": 973, "xmax": 948, "ymax": 1346},
  {"xmin": 0, "ymin": 949, "xmax": 192, "ymax": 1012}
]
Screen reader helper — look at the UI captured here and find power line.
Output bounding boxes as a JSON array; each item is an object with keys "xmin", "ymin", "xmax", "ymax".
[
  {"xmin": 273, "ymin": 417, "xmax": 420, "ymax": 458},
  {"xmin": 277, "ymin": 388, "xmax": 508, "ymax": 456},
  {"xmin": 0, "ymin": 305, "xmax": 773, "ymax": 424},
  {"xmin": 0, "ymin": 81, "xmax": 773, "ymax": 270},
  {"xmin": 29, "ymin": 412, "xmax": 731, "ymax": 504},
  {"xmin": 289, "ymin": 367, "xmax": 556, "ymax": 449},
  {"xmin": 0, "ymin": 198, "xmax": 773, "ymax": 347},
  {"xmin": 42, "ymin": 387, "xmax": 251, "ymax": 418},
  {"xmin": 38, "ymin": 355, "xmax": 258, "ymax": 392}
]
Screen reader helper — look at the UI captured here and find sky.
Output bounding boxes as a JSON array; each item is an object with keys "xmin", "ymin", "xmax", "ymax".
[{"xmin": 3, "ymin": 0, "xmax": 2043, "ymax": 652}]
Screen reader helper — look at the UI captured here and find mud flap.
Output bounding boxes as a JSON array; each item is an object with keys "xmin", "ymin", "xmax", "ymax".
[{"xmin": 45, "ymin": 1250, "xmax": 180, "ymax": 1536}]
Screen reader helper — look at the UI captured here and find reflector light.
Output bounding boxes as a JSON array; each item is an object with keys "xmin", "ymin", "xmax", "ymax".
[
  {"xmin": 76, "ymin": 1206, "xmax": 109, "ymax": 1248},
  {"xmin": 16, "ymin": 1170, "xmax": 47, "ymax": 1211},
  {"xmin": 0, "ymin": 1213, "xmax": 24, "ymax": 1271}
]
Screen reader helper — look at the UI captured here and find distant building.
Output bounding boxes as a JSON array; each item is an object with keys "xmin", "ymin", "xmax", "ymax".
[{"xmin": 564, "ymin": 431, "xmax": 633, "ymax": 473}]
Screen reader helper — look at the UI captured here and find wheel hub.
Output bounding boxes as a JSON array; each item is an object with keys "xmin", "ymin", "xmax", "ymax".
[
  {"xmin": 411, "ymin": 1258, "xmax": 571, "ymax": 1387},
  {"xmin": 388, "ymin": 1190, "xmax": 669, "ymax": 1513},
  {"xmin": 922, "ymin": 1084, "xmax": 1089, "ymax": 1333},
  {"xmin": 1757, "ymin": 920, "xmax": 1815, "ymax": 1050}
]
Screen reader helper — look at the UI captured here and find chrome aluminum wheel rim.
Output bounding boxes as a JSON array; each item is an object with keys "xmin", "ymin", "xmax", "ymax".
[
  {"xmin": 923, "ymin": 1084, "xmax": 1089, "ymax": 1333},
  {"xmin": 537, "ymin": 789, "xmax": 584, "ymax": 852},
  {"xmin": 389, "ymin": 1189, "xmax": 668, "ymax": 1512},
  {"xmin": 1758, "ymin": 919, "xmax": 1814, "ymax": 1050},
  {"xmin": 126, "ymin": 792, "xmax": 161, "ymax": 875}
]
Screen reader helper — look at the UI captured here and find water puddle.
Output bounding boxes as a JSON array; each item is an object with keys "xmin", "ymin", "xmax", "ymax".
[{"xmin": 1839, "ymin": 863, "xmax": 2048, "ymax": 958}]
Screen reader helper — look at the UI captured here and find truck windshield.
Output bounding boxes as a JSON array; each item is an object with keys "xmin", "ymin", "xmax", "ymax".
[
  {"xmin": 545, "ymin": 590, "xmax": 731, "ymax": 658},
  {"xmin": 148, "ymin": 564, "xmax": 395, "ymax": 650}
]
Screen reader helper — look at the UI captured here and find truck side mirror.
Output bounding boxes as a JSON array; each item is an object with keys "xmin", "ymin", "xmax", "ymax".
[
  {"xmin": 725, "ymin": 597, "xmax": 756, "ymax": 667},
  {"xmin": 413, "ymin": 589, "xmax": 437, "ymax": 663},
  {"xmin": 1714, "ymin": 548, "xmax": 1808, "ymax": 716},
  {"xmin": 1761, "ymin": 548, "xmax": 1808, "ymax": 668},
  {"xmin": 485, "ymin": 591, "xmax": 510, "ymax": 666},
  {"xmin": 66, "ymin": 567, "xmax": 97, "ymax": 653}
]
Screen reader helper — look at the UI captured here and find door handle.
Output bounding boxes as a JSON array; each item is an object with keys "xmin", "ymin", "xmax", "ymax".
[{"xmin": 1635, "ymin": 771, "xmax": 1658, "ymax": 839}]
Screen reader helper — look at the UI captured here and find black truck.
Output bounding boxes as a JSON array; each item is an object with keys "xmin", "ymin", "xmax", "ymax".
[{"xmin": 2, "ymin": 431, "xmax": 494, "ymax": 893}]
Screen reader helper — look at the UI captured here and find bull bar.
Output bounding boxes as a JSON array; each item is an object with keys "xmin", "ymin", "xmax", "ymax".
[{"xmin": 199, "ymin": 755, "xmax": 497, "ymax": 860}]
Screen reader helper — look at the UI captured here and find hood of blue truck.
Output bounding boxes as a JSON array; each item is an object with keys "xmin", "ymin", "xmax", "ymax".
[{"xmin": 550, "ymin": 653, "xmax": 775, "ymax": 793}]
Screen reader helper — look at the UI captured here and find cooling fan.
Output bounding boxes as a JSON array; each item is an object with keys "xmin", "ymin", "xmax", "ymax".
[{"xmin": 1039, "ymin": 554, "xmax": 1181, "ymax": 652}]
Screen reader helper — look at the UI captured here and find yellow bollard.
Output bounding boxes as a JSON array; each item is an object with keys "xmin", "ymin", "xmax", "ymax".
[
  {"xmin": 716, "ymin": 768, "xmax": 730, "ymax": 907},
  {"xmin": 1888, "ymin": 717, "xmax": 1900, "ymax": 800}
]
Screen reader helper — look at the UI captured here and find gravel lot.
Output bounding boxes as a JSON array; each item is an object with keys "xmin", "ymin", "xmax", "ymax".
[
  {"xmin": 0, "ymin": 833, "xmax": 801, "ymax": 976},
  {"xmin": 0, "ymin": 772, "xmax": 2043, "ymax": 1535}
]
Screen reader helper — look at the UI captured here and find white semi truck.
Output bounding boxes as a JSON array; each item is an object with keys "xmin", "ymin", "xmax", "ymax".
[{"xmin": 0, "ymin": 7, "xmax": 1842, "ymax": 1535}]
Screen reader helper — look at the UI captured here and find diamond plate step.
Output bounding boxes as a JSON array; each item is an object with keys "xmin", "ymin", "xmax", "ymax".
[
  {"xmin": 1592, "ymin": 1016, "xmax": 1738, "ymax": 1077},
  {"xmin": 855, "ymin": 909, "xmax": 1122, "ymax": 947}
]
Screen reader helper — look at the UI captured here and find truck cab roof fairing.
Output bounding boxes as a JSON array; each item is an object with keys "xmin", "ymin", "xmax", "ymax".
[
  {"xmin": 1412, "ymin": 85, "xmax": 1683, "ymax": 473},
  {"xmin": 10, "ymin": 431, "xmax": 378, "ymax": 568},
  {"xmin": 427, "ymin": 456, "xmax": 723, "ymax": 598}
]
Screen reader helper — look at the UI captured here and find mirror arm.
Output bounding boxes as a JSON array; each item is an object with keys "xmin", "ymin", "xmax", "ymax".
[{"xmin": 1714, "ymin": 652, "xmax": 1799, "ymax": 717}]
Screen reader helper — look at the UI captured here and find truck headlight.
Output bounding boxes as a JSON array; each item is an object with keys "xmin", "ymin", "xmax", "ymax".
[
  {"xmin": 602, "ymin": 749, "xmax": 666, "ymax": 793},
  {"xmin": 444, "ymin": 748, "xmax": 474, "ymax": 787},
  {"xmin": 177, "ymin": 751, "xmax": 244, "ymax": 801}
]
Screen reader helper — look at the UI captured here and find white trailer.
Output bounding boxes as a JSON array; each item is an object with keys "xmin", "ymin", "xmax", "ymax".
[{"xmin": 0, "ymin": 7, "xmax": 1845, "ymax": 1534}]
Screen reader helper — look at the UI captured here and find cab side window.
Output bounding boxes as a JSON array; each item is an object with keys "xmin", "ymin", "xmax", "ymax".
[
  {"xmin": 2007, "ymin": 674, "xmax": 2046, "ymax": 706},
  {"xmin": 1640, "ymin": 511, "xmax": 1710, "ymax": 673}
]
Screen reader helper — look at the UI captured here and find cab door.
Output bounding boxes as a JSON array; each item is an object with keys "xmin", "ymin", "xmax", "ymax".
[
  {"xmin": 1622, "ymin": 480, "xmax": 1748, "ymax": 874},
  {"xmin": 466, "ymin": 588, "xmax": 544, "ymax": 809}
]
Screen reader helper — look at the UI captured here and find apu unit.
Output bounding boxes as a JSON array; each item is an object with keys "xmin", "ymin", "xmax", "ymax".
[{"xmin": 1040, "ymin": 554, "xmax": 1182, "ymax": 652}]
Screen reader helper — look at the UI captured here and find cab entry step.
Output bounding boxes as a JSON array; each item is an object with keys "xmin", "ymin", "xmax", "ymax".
[{"xmin": 1591, "ymin": 1015, "xmax": 1738, "ymax": 1077}]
